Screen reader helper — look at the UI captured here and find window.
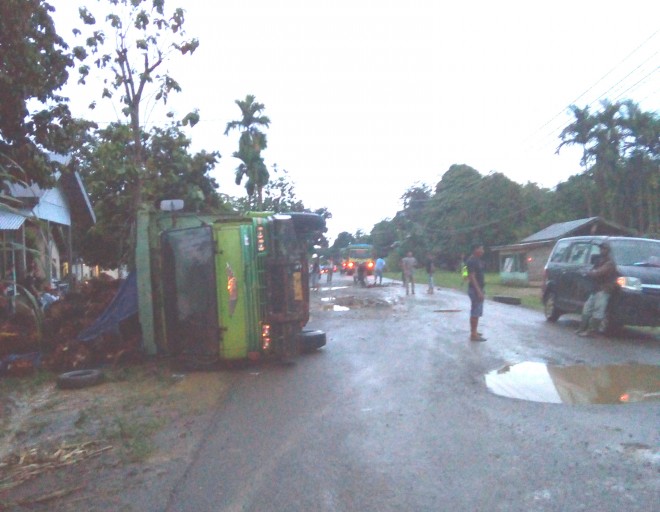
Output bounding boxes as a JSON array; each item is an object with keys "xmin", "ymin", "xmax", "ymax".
[
  {"xmin": 567, "ymin": 243, "xmax": 592, "ymax": 265},
  {"xmin": 550, "ymin": 240, "xmax": 571, "ymax": 263}
]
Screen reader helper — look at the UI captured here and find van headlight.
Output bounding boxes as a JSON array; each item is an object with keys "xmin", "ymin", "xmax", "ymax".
[{"xmin": 617, "ymin": 276, "xmax": 642, "ymax": 291}]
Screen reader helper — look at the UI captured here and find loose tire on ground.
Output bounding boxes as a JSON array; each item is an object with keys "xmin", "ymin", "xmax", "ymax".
[
  {"xmin": 299, "ymin": 329, "xmax": 326, "ymax": 352},
  {"xmin": 57, "ymin": 369, "xmax": 104, "ymax": 390}
]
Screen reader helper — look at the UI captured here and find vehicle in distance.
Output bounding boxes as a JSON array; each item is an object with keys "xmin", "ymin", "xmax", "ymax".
[
  {"xmin": 542, "ymin": 236, "xmax": 660, "ymax": 334},
  {"xmin": 342, "ymin": 244, "xmax": 375, "ymax": 276}
]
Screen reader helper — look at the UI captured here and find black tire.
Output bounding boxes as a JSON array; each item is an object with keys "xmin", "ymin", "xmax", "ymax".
[
  {"xmin": 57, "ymin": 369, "xmax": 104, "ymax": 390},
  {"xmin": 601, "ymin": 313, "xmax": 622, "ymax": 337},
  {"xmin": 299, "ymin": 329, "xmax": 326, "ymax": 352},
  {"xmin": 543, "ymin": 291, "xmax": 561, "ymax": 322}
]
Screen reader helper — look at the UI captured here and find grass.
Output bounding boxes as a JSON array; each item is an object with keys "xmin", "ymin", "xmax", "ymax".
[{"xmin": 385, "ymin": 270, "xmax": 545, "ymax": 311}]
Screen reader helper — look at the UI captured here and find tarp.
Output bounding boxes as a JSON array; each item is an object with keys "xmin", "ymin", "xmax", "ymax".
[{"xmin": 77, "ymin": 272, "xmax": 139, "ymax": 342}]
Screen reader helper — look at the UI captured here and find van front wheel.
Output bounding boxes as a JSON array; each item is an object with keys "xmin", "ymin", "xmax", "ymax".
[{"xmin": 544, "ymin": 292, "xmax": 561, "ymax": 322}]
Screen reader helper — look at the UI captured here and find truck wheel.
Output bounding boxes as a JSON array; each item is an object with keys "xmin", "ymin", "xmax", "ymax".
[
  {"xmin": 543, "ymin": 291, "xmax": 561, "ymax": 322},
  {"xmin": 300, "ymin": 329, "xmax": 326, "ymax": 352},
  {"xmin": 57, "ymin": 369, "xmax": 104, "ymax": 390}
]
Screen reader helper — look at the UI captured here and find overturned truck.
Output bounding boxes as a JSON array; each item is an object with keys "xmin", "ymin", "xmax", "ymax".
[{"xmin": 136, "ymin": 210, "xmax": 326, "ymax": 364}]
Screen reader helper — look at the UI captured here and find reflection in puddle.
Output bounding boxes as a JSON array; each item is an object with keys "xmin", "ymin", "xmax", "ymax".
[
  {"xmin": 485, "ymin": 362, "xmax": 660, "ymax": 405},
  {"xmin": 322, "ymin": 304, "xmax": 350, "ymax": 312}
]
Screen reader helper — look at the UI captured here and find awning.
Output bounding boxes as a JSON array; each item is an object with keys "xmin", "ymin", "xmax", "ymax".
[{"xmin": 0, "ymin": 211, "xmax": 28, "ymax": 230}]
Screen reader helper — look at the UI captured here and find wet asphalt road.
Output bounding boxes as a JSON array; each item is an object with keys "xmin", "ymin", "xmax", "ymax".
[{"xmin": 165, "ymin": 274, "xmax": 660, "ymax": 512}]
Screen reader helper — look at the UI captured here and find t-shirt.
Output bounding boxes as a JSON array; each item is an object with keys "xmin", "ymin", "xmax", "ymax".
[
  {"xmin": 466, "ymin": 255, "xmax": 485, "ymax": 291},
  {"xmin": 375, "ymin": 258, "xmax": 386, "ymax": 272},
  {"xmin": 401, "ymin": 256, "xmax": 417, "ymax": 276}
]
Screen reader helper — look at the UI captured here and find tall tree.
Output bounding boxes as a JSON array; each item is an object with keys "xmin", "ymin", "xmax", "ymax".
[
  {"xmin": 556, "ymin": 105, "xmax": 600, "ymax": 216},
  {"xmin": 224, "ymin": 95, "xmax": 270, "ymax": 208},
  {"xmin": 0, "ymin": 0, "xmax": 84, "ymax": 184},
  {"xmin": 72, "ymin": 0, "xmax": 199, "ymax": 263},
  {"xmin": 77, "ymin": 122, "xmax": 224, "ymax": 267}
]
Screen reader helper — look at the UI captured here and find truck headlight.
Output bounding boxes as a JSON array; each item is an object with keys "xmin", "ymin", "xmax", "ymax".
[{"xmin": 617, "ymin": 276, "xmax": 642, "ymax": 291}]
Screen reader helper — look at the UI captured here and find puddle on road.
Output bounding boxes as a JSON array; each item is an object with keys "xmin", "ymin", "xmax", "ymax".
[
  {"xmin": 323, "ymin": 304, "xmax": 350, "ymax": 311},
  {"xmin": 433, "ymin": 309, "xmax": 461, "ymax": 313},
  {"xmin": 485, "ymin": 362, "xmax": 660, "ymax": 405},
  {"xmin": 319, "ymin": 295, "xmax": 398, "ymax": 311}
]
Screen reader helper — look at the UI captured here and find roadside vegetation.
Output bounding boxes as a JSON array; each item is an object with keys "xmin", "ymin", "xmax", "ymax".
[{"xmin": 385, "ymin": 269, "xmax": 544, "ymax": 312}]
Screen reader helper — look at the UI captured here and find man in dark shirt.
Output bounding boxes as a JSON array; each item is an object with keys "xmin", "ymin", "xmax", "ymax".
[
  {"xmin": 466, "ymin": 244, "xmax": 486, "ymax": 341},
  {"xmin": 576, "ymin": 241, "xmax": 619, "ymax": 337}
]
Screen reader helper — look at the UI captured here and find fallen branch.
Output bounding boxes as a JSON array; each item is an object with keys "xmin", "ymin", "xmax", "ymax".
[{"xmin": 0, "ymin": 442, "xmax": 113, "ymax": 491}]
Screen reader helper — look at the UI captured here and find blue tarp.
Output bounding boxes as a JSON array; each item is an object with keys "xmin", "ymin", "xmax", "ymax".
[{"xmin": 77, "ymin": 272, "xmax": 139, "ymax": 342}]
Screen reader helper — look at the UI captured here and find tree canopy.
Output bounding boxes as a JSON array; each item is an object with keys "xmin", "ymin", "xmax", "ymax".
[
  {"xmin": 76, "ymin": 122, "xmax": 225, "ymax": 267},
  {"xmin": 225, "ymin": 95, "xmax": 271, "ymax": 208},
  {"xmin": 0, "ymin": 0, "xmax": 87, "ymax": 184}
]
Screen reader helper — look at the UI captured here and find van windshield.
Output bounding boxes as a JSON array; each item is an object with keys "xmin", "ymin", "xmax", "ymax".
[{"xmin": 611, "ymin": 239, "xmax": 660, "ymax": 267}]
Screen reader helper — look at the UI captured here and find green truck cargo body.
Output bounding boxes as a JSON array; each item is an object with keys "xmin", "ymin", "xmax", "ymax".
[{"xmin": 137, "ymin": 211, "xmax": 323, "ymax": 362}]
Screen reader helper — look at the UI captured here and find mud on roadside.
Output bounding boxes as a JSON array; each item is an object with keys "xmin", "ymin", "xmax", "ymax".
[{"xmin": 0, "ymin": 361, "xmax": 233, "ymax": 511}]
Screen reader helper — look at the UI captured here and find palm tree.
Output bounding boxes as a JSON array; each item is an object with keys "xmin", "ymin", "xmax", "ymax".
[
  {"xmin": 557, "ymin": 105, "xmax": 600, "ymax": 216},
  {"xmin": 225, "ymin": 95, "xmax": 271, "ymax": 208},
  {"xmin": 619, "ymin": 101, "xmax": 660, "ymax": 234}
]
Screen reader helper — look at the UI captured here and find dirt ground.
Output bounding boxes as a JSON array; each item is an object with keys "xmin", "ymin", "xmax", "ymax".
[{"xmin": 0, "ymin": 361, "xmax": 235, "ymax": 511}]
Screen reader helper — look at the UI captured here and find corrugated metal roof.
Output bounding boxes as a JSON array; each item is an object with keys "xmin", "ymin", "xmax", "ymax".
[
  {"xmin": 0, "ymin": 211, "xmax": 27, "ymax": 230},
  {"xmin": 521, "ymin": 217, "xmax": 599, "ymax": 243}
]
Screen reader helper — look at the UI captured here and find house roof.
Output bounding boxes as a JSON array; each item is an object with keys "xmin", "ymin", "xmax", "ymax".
[
  {"xmin": 0, "ymin": 170, "xmax": 95, "ymax": 231},
  {"xmin": 520, "ymin": 217, "xmax": 601, "ymax": 243},
  {"xmin": 492, "ymin": 216, "xmax": 635, "ymax": 252}
]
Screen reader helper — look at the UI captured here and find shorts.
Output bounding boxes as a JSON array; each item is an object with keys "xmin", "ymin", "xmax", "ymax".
[{"xmin": 468, "ymin": 288, "xmax": 484, "ymax": 317}]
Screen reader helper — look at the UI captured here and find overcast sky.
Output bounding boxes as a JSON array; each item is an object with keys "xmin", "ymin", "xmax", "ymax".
[{"xmin": 50, "ymin": 0, "xmax": 660, "ymax": 242}]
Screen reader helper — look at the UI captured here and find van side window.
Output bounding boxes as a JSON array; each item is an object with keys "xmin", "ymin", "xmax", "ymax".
[
  {"xmin": 567, "ymin": 242, "xmax": 592, "ymax": 265},
  {"xmin": 550, "ymin": 240, "xmax": 571, "ymax": 263}
]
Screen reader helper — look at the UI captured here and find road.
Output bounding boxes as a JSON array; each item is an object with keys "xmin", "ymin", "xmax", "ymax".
[{"xmin": 165, "ymin": 273, "xmax": 660, "ymax": 512}]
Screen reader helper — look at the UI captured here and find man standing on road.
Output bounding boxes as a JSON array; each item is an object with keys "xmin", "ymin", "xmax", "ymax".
[
  {"xmin": 374, "ymin": 256, "xmax": 386, "ymax": 285},
  {"xmin": 401, "ymin": 251, "xmax": 417, "ymax": 295},
  {"xmin": 576, "ymin": 241, "xmax": 618, "ymax": 337},
  {"xmin": 467, "ymin": 244, "xmax": 486, "ymax": 341},
  {"xmin": 425, "ymin": 252, "xmax": 435, "ymax": 294}
]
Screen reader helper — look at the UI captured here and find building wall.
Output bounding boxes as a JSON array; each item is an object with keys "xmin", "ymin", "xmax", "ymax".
[
  {"xmin": 526, "ymin": 246, "xmax": 552, "ymax": 283},
  {"xmin": 498, "ymin": 244, "xmax": 553, "ymax": 285}
]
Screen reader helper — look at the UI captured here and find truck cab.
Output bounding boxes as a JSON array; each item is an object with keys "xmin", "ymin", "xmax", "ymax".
[{"xmin": 137, "ymin": 211, "xmax": 326, "ymax": 364}]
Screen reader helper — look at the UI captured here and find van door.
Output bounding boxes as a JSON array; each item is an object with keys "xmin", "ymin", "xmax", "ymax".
[{"xmin": 558, "ymin": 241, "xmax": 594, "ymax": 311}]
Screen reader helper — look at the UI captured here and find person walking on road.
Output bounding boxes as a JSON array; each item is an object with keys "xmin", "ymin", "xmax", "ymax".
[
  {"xmin": 466, "ymin": 244, "xmax": 486, "ymax": 341},
  {"xmin": 401, "ymin": 251, "xmax": 418, "ymax": 296},
  {"xmin": 576, "ymin": 241, "xmax": 618, "ymax": 337},
  {"xmin": 326, "ymin": 258, "xmax": 334, "ymax": 284},
  {"xmin": 425, "ymin": 252, "xmax": 435, "ymax": 294},
  {"xmin": 311, "ymin": 258, "xmax": 321, "ymax": 291},
  {"xmin": 374, "ymin": 256, "xmax": 386, "ymax": 285}
]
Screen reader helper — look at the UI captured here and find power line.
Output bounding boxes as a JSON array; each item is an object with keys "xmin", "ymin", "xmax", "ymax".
[{"xmin": 530, "ymin": 29, "xmax": 659, "ymax": 139}]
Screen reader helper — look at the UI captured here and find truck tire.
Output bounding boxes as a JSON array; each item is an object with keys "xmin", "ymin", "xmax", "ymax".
[
  {"xmin": 300, "ymin": 329, "xmax": 326, "ymax": 352},
  {"xmin": 57, "ymin": 369, "xmax": 104, "ymax": 390}
]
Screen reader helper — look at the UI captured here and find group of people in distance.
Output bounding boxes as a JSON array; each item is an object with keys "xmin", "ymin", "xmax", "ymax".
[{"xmin": 313, "ymin": 239, "xmax": 619, "ymax": 344}]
